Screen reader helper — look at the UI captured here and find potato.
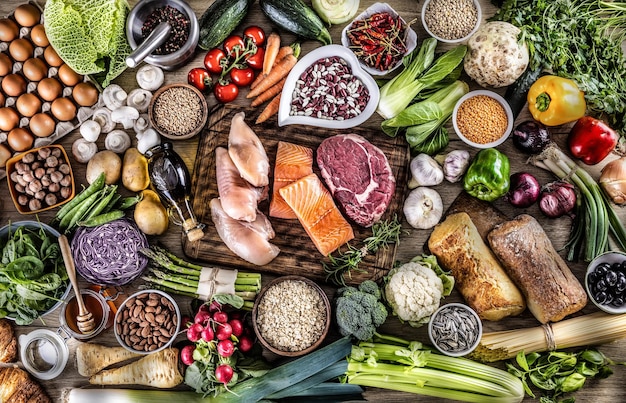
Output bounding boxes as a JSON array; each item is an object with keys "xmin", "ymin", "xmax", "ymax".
[
  {"xmin": 122, "ymin": 148, "xmax": 150, "ymax": 192},
  {"xmin": 86, "ymin": 150, "xmax": 121, "ymax": 185},
  {"xmin": 134, "ymin": 189, "xmax": 169, "ymax": 235}
]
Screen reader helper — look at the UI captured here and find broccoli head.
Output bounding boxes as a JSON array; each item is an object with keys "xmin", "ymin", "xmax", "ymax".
[{"xmin": 335, "ymin": 280, "xmax": 388, "ymax": 341}]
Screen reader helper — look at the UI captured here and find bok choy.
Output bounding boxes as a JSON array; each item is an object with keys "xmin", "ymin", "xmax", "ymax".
[{"xmin": 376, "ymin": 39, "xmax": 467, "ymax": 120}]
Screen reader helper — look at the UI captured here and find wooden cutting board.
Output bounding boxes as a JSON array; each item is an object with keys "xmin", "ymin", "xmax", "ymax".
[{"xmin": 182, "ymin": 105, "xmax": 410, "ymax": 285}]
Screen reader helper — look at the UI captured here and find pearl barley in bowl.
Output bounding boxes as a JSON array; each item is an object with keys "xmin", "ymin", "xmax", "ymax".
[{"xmin": 421, "ymin": 0, "xmax": 482, "ymax": 44}]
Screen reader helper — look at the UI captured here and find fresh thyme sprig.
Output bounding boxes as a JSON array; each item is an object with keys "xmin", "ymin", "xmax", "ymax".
[{"xmin": 324, "ymin": 215, "xmax": 403, "ymax": 286}]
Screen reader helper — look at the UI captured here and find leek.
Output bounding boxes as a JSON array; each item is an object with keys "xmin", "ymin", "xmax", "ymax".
[
  {"xmin": 312, "ymin": 0, "xmax": 359, "ymax": 24},
  {"xmin": 345, "ymin": 333, "xmax": 525, "ymax": 403},
  {"xmin": 376, "ymin": 39, "xmax": 467, "ymax": 119}
]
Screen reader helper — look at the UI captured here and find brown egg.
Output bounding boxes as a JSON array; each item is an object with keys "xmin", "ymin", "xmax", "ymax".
[
  {"xmin": 0, "ymin": 53, "xmax": 12, "ymax": 77},
  {"xmin": 16, "ymin": 93, "xmax": 41, "ymax": 117},
  {"xmin": 72, "ymin": 82, "xmax": 99, "ymax": 107},
  {"xmin": 14, "ymin": 4, "xmax": 41, "ymax": 28},
  {"xmin": 0, "ymin": 92, "xmax": 5, "ymax": 107},
  {"xmin": 29, "ymin": 24, "xmax": 48, "ymax": 47},
  {"xmin": 58, "ymin": 64, "xmax": 83, "ymax": 87},
  {"xmin": 0, "ymin": 107, "xmax": 20, "ymax": 131},
  {"xmin": 0, "ymin": 143, "xmax": 12, "ymax": 168},
  {"xmin": 22, "ymin": 58, "xmax": 47, "ymax": 82},
  {"xmin": 51, "ymin": 97, "xmax": 77, "ymax": 121},
  {"xmin": 7, "ymin": 127, "xmax": 34, "ymax": 152},
  {"xmin": 9, "ymin": 38, "xmax": 34, "ymax": 62},
  {"xmin": 2, "ymin": 73, "xmax": 27, "ymax": 97},
  {"xmin": 37, "ymin": 77, "xmax": 62, "ymax": 101},
  {"xmin": 0, "ymin": 18, "xmax": 19, "ymax": 42},
  {"xmin": 29, "ymin": 112, "xmax": 55, "ymax": 138},
  {"xmin": 43, "ymin": 46, "xmax": 63, "ymax": 67}
]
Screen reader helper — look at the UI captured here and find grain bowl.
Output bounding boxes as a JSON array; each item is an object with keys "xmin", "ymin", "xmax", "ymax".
[
  {"xmin": 6, "ymin": 144, "xmax": 74, "ymax": 214},
  {"xmin": 452, "ymin": 90, "xmax": 513, "ymax": 149},
  {"xmin": 114, "ymin": 290, "xmax": 180, "ymax": 354},
  {"xmin": 585, "ymin": 251, "xmax": 626, "ymax": 314},
  {"xmin": 252, "ymin": 275, "xmax": 331, "ymax": 357},
  {"xmin": 148, "ymin": 83, "xmax": 208, "ymax": 140},
  {"xmin": 428, "ymin": 303, "xmax": 482, "ymax": 357},
  {"xmin": 421, "ymin": 0, "xmax": 482, "ymax": 44}
]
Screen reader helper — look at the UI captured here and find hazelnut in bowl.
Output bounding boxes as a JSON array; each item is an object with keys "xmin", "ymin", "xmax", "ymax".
[
  {"xmin": 452, "ymin": 90, "xmax": 513, "ymax": 149},
  {"xmin": 585, "ymin": 251, "xmax": 626, "ymax": 314},
  {"xmin": 252, "ymin": 275, "xmax": 331, "ymax": 357},
  {"xmin": 6, "ymin": 145, "xmax": 74, "ymax": 214}
]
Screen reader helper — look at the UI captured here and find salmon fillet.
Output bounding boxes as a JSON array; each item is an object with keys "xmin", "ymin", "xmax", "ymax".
[
  {"xmin": 279, "ymin": 173, "xmax": 354, "ymax": 256},
  {"xmin": 269, "ymin": 141, "xmax": 314, "ymax": 219}
]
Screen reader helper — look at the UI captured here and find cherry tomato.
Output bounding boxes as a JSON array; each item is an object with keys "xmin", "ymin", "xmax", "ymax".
[
  {"xmin": 246, "ymin": 47, "xmax": 264, "ymax": 71},
  {"xmin": 243, "ymin": 26, "xmax": 266, "ymax": 46},
  {"xmin": 230, "ymin": 67, "xmax": 255, "ymax": 87},
  {"xmin": 187, "ymin": 67, "xmax": 212, "ymax": 92},
  {"xmin": 204, "ymin": 48, "xmax": 226, "ymax": 74},
  {"xmin": 214, "ymin": 82, "xmax": 239, "ymax": 103},
  {"xmin": 223, "ymin": 35, "xmax": 245, "ymax": 57}
]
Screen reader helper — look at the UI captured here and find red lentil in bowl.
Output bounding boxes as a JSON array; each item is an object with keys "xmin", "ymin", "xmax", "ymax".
[
  {"xmin": 452, "ymin": 90, "xmax": 513, "ymax": 149},
  {"xmin": 252, "ymin": 276, "xmax": 331, "ymax": 357}
]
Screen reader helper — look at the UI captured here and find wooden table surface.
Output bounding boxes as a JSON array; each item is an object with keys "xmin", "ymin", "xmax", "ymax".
[{"xmin": 1, "ymin": 0, "xmax": 625, "ymax": 402}]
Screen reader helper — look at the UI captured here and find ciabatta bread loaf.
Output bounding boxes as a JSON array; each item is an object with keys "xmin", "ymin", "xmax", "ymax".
[
  {"xmin": 488, "ymin": 214, "xmax": 587, "ymax": 324},
  {"xmin": 428, "ymin": 212, "xmax": 526, "ymax": 321},
  {"xmin": 0, "ymin": 319, "xmax": 16, "ymax": 363},
  {"xmin": 0, "ymin": 367, "xmax": 51, "ymax": 403}
]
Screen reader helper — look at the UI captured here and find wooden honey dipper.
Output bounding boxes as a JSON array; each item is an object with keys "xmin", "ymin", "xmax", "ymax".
[{"xmin": 59, "ymin": 235, "xmax": 95, "ymax": 334}]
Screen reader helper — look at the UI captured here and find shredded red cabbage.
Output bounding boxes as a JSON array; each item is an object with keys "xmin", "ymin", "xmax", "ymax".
[{"xmin": 71, "ymin": 218, "xmax": 149, "ymax": 286}]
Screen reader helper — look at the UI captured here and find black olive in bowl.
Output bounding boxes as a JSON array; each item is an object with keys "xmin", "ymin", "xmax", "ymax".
[{"xmin": 585, "ymin": 252, "xmax": 626, "ymax": 314}]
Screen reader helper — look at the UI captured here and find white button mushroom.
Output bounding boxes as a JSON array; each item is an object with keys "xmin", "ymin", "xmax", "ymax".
[
  {"xmin": 136, "ymin": 65, "xmax": 164, "ymax": 91},
  {"xmin": 72, "ymin": 138, "xmax": 98, "ymax": 163},
  {"xmin": 102, "ymin": 84, "xmax": 128, "ymax": 110},
  {"xmin": 105, "ymin": 129, "xmax": 132, "ymax": 154},
  {"xmin": 111, "ymin": 106, "xmax": 140, "ymax": 129},
  {"xmin": 136, "ymin": 128, "xmax": 161, "ymax": 154},
  {"xmin": 126, "ymin": 88, "xmax": 153, "ymax": 113},
  {"xmin": 92, "ymin": 108, "xmax": 116, "ymax": 134},
  {"xmin": 79, "ymin": 119, "xmax": 101, "ymax": 142}
]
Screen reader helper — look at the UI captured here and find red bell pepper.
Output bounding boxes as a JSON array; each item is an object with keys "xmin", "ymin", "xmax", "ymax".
[{"xmin": 567, "ymin": 116, "xmax": 619, "ymax": 165}]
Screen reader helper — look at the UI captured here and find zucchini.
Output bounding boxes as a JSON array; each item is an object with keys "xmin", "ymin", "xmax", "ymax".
[
  {"xmin": 197, "ymin": 0, "xmax": 254, "ymax": 50},
  {"xmin": 259, "ymin": 0, "xmax": 332, "ymax": 45},
  {"xmin": 504, "ymin": 66, "xmax": 543, "ymax": 120}
]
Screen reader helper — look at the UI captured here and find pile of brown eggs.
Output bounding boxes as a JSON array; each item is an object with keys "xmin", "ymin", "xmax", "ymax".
[{"xmin": 0, "ymin": 3, "xmax": 100, "ymax": 170}]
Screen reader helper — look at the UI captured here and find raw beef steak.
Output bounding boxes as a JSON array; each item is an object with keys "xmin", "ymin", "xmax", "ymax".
[{"xmin": 316, "ymin": 133, "xmax": 395, "ymax": 227}]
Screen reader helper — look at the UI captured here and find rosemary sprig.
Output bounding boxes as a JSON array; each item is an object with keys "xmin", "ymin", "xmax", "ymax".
[{"xmin": 324, "ymin": 215, "xmax": 403, "ymax": 286}]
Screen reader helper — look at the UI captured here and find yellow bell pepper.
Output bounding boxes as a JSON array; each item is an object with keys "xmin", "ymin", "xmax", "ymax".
[{"xmin": 527, "ymin": 75, "xmax": 586, "ymax": 126}]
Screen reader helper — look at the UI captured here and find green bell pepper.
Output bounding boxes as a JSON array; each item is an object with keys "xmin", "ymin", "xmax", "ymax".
[{"xmin": 463, "ymin": 148, "xmax": 510, "ymax": 202}]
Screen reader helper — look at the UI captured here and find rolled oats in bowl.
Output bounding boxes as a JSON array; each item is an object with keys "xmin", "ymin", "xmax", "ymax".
[{"xmin": 253, "ymin": 276, "xmax": 330, "ymax": 356}]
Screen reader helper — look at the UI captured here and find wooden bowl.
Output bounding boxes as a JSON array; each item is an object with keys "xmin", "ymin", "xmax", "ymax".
[
  {"xmin": 252, "ymin": 275, "xmax": 331, "ymax": 357},
  {"xmin": 148, "ymin": 83, "xmax": 208, "ymax": 140},
  {"xmin": 6, "ymin": 144, "xmax": 75, "ymax": 214}
]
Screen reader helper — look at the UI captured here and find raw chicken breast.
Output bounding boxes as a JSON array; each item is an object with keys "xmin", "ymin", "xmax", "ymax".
[
  {"xmin": 228, "ymin": 112, "xmax": 270, "ymax": 187},
  {"xmin": 210, "ymin": 198, "xmax": 280, "ymax": 266},
  {"xmin": 215, "ymin": 147, "xmax": 263, "ymax": 222}
]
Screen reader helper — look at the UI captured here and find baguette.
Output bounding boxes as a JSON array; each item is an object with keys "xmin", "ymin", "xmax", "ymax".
[
  {"xmin": 428, "ymin": 212, "xmax": 526, "ymax": 321},
  {"xmin": 488, "ymin": 214, "xmax": 588, "ymax": 323}
]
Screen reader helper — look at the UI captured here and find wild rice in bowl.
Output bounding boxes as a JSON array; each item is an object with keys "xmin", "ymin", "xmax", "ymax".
[{"xmin": 254, "ymin": 277, "xmax": 329, "ymax": 354}]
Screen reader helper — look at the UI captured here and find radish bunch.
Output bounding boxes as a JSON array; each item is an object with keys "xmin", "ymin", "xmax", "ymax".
[{"xmin": 180, "ymin": 299, "xmax": 259, "ymax": 394}]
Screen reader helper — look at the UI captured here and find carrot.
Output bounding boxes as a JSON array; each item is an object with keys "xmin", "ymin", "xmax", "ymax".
[
  {"xmin": 256, "ymin": 93, "xmax": 282, "ymax": 124},
  {"xmin": 250, "ymin": 43, "xmax": 300, "ymax": 90},
  {"xmin": 251, "ymin": 77, "xmax": 286, "ymax": 107},
  {"xmin": 263, "ymin": 32, "xmax": 281, "ymax": 76},
  {"xmin": 247, "ymin": 54, "xmax": 298, "ymax": 99}
]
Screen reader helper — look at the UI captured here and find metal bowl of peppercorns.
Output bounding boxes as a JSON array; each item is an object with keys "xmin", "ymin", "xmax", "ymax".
[
  {"xmin": 6, "ymin": 145, "xmax": 75, "ymax": 214},
  {"xmin": 126, "ymin": 0, "xmax": 199, "ymax": 70},
  {"xmin": 585, "ymin": 251, "xmax": 626, "ymax": 314}
]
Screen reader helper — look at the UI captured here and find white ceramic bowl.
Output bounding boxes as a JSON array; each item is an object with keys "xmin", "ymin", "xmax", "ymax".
[
  {"xmin": 278, "ymin": 45, "xmax": 380, "ymax": 129},
  {"xmin": 585, "ymin": 251, "xmax": 626, "ymax": 314},
  {"xmin": 421, "ymin": 0, "xmax": 482, "ymax": 44},
  {"xmin": 428, "ymin": 303, "xmax": 482, "ymax": 357},
  {"xmin": 0, "ymin": 221, "xmax": 71, "ymax": 322},
  {"xmin": 341, "ymin": 2, "xmax": 418, "ymax": 76},
  {"xmin": 452, "ymin": 90, "xmax": 514, "ymax": 149}
]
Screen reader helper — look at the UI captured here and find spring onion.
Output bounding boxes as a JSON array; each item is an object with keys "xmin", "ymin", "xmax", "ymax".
[
  {"xmin": 376, "ymin": 39, "xmax": 466, "ymax": 120},
  {"xmin": 530, "ymin": 143, "xmax": 626, "ymax": 261},
  {"xmin": 312, "ymin": 0, "xmax": 359, "ymax": 24},
  {"xmin": 345, "ymin": 333, "xmax": 525, "ymax": 403}
]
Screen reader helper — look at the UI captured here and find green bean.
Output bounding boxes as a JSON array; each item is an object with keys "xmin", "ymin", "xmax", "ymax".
[
  {"xmin": 78, "ymin": 210, "xmax": 125, "ymax": 227},
  {"xmin": 60, "ymin": 189, "xmax": 105, "ymax": 233},
  {"xmin": 81, "ymin": 185, "xmax": 118, "ymax": 223},
  {"xmin": 53, "ymin": 173, "xmax": 105, "ymax": 224}
]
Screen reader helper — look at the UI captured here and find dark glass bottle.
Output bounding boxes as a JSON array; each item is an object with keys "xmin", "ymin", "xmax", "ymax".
[{"xmin": 145, "ymin": 142, "xmax": 204, "ymax": 242}]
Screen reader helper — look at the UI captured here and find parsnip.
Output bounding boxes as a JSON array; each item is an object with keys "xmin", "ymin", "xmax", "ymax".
[
  {"xmin": 76, "ymin": 343, "xmax": 141, "ymax": 377},
  {"xmin": 89, "ymin": 348, "xmax": 183, "ymax": 388}
]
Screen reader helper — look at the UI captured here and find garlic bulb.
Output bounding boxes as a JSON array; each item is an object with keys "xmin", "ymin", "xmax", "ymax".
[
  {"xmin": 403, "ymin": 187, "xmax": 443, "ymax": 229},
  {"xmin": 408, "ymin": 154, "xmax": 444, "ymax": 189},
  {"xmin": 436, "ymin": 149, "xmax": 471, "ymax": 183}
]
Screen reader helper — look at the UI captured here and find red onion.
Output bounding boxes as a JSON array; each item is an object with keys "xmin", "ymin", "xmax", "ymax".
[
  {"xmin": 539, "ymin": 181, "xmax": 577, "ymax": 218},
  {"xmin": 506, "ymin": 172, "xmax": 541, "ymax": 207}
]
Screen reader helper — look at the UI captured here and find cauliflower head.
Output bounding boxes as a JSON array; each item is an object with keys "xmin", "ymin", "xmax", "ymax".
[{"xmin": 384, "ymin": 262, "xmax": 444, "ymax": 326}]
